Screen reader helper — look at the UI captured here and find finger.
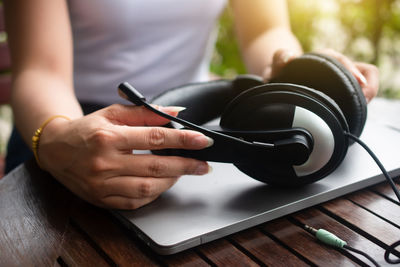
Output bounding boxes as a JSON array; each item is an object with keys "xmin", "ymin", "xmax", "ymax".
[
  {"xmin": 100, "ymin": 104, "xmax": 185, "ymax": 126},
  {"xmin": 355, "ymin": 62, "xmax": 379, "ymax": 102},
  {"xmin": 115, "ymin": 126, "xmax": 213, "ymax": 150},
  {"xmin": 114, "ymin": 154, "xmax": 210, "ymax": 177},
  {"xmin": 268, "ymin": 49, "xmax": 298, "ymax": 81},
  {"xmin": 262, "ymin": 65, "xmax": 272, "ymax": 82},
  {"xmin": 316, "ymin": 49, "xmax": 368, "ymax": 87},
  {"xmin": 100, "ymin": 194, "xmax": 161, "ymax": 210},
  {"xmin": 102, "ymin": 176, "xmax": 179, "ymax": 199}
]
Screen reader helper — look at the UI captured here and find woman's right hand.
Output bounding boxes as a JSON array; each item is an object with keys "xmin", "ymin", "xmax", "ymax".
[{"xmin": 37, "ymin": 104, "xmax": 213, "ymax": 210}]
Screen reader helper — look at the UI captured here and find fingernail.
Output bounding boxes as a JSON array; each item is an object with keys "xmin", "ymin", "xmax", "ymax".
[
  {"xmin": 161, "ymin": 106, "xmax": 186, "ymax": 113},
  {"xmin": 204, "ymin": 136, "xmax": 214, "ymax": 147},
  {"xmin": 191, "ymin": 135, "xmax": 214, "ymax": 148},
  {"xmin": 168, "ymin": 106, "xmax": 186, "ymax": 112},
  {"xmin": 360, "ymin": 74, "xmax": 368, "ymax": 86},
  {"xmin": 118, "ymin": 89, "xmax": 129, "ymax": 100},
  {"xmin": 282, "ymin": 51, "xmax": 294, "ymax": 64},
  {"xmin": 262, "ymin": 65, "xmax": 272, "ymax": 82},
  {"xmin": 354, "ymin": 70, "xmax": 368, "ymax": 86},
  {"xmin": 194, "ymin": 163, "xmax": 212, "ymax": 175}
]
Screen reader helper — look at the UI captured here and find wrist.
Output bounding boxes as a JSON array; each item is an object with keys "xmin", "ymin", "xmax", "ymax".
[{"xmin": 32, "ymin": 115, "xmax": 71, "ymax": 168}]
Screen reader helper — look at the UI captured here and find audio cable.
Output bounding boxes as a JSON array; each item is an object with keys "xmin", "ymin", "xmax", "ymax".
[
  {"xmin": 303, "ymin": 224, "xmax": 380, "ymax": 266},
  {"xmin": 302, "ymin": 132, "xmax": 400, "ymax": 266},
  {"xmin": 344, "ymin": 132, "xmax": 400, "ymax": 202}
]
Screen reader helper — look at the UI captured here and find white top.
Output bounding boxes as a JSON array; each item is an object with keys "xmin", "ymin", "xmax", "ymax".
[{"xmin": 67, "ymin": 0, "xmax": 227, "ymax": 105}]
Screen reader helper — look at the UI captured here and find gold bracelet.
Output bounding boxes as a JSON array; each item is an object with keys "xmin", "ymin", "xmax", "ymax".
[{"xmin": 32, "ymin": 115, "xmax": 71, "ymax": 167}]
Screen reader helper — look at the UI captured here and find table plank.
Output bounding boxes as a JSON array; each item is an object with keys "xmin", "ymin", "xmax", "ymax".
[
  {"xmin": 231, "ymin": 228, "xmax": 309, "ymax": 267},
  {"xmin": 58, "ymin": 223, "xmax": 110, "ymax": 267},
  {"xmin": 0, "ymin": 162, "xmax": 72, "ymax": 266},
  {"xmin": 69, "ymin": 199, "xmax": 160, "ymax": 266},
  {"xmin": 196, "ymin": 239, "xmax": 259, "ymax": 267},
  {"xmin": 322, "ymin": 198, "xmax": 400, "ymax": 246},
  {"xmin": 346, "ymin": 190, "xmax": 400, "ymax": 226},
  {"xmin": 262, "ymin": 217, "xmax": 358, "ymax": 266},
  {"xmin": 293, "ymin": 208, "xmax": 388, "ymax": 266},
  {"xmin": 371, "ymin": 179, "xmax": 400, "ymax": 202},
  {"xmin": 162, "ymin": 250, "xmax": 210, "ymax": 267}
]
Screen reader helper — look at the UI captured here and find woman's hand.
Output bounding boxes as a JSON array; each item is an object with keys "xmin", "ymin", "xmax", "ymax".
[
  {"xmin": 37, "ymin": 104, "xmax": 213, "ymax": 210},
  {"xmin": 263, "ymin": 49, "xmax": 379, "ymax": 103}
]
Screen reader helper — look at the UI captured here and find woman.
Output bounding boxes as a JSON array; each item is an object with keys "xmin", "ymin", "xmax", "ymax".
[{"xmin": 4, "ymin": 0, "xmax": 378, "ymax": 209}]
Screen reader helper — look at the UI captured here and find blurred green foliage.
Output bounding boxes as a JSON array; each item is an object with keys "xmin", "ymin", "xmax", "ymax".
[
  {"xmin": 210, "ymin": 6, "xmax": 246, "ymax": 78},
  {"xmin": 211, "ymin": 0, "xmax": 400, "ymax": 98}
]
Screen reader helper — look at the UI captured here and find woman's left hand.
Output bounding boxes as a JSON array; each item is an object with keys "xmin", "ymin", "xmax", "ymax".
[{"xmin": 263, "ymin": 48, "xmax": 379, "ymax": 103}]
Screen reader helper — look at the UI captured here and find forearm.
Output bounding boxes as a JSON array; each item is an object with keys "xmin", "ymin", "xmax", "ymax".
[
  {"xmin": 241, "ymin": 27, "xmax": 302, "ymax": 76},
  {"xmin": 11, "ymin": 69, "xmax": 83, "ymax": 146},
  {"xmin": 4, "ymin": 0, "xmax": 78, "ymax": 146},
  {"xmin": 230, "ymin": 0, "xmax": 303, "ymax": 77}
]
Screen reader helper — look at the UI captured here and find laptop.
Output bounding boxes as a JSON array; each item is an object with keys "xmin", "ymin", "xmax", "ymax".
[{"xmin": 113, "ymin": 98, "xmax": 400, "ymax": 255}]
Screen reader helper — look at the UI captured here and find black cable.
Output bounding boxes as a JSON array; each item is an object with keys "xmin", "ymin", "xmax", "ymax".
[
  {"xmin": 345, "ymin": 132, "xmax": 400, "ymax": 265},
  {"xmin": 344, "ymin": 132, "xmax": 400, "ymax": 202},
  {"xmin": 384, "ymin": 240, "xmax": 400, "ymax": 264},
  {"xmin": 343, "ymin": 244, "xmax": 380, "ymax": 267},
  {"xmin": 304, "ymin": 133, "xmax": 400, "ymax": 266}
]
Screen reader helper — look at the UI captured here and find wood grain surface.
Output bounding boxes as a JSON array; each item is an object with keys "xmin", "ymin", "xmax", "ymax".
[
  {"xmin": 0, "ymin": 161, "xmax": 72, "ymax": 266},
  {"xmin": 1, "ymin": 160, "xmax": 399, "ymax": 266}
]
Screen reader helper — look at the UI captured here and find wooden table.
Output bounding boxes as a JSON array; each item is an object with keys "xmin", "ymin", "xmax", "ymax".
[{"xmin": 1, "ymin": 159, "xmax": 399, "ymax": 266}]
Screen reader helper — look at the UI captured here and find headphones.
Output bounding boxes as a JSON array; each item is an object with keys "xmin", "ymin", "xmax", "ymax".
[{"xmin": 118, "ymin": 53, "xmax": 367, "ymax": 187}]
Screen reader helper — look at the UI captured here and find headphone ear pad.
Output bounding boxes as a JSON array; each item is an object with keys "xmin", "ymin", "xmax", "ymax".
[
  {"xmin": 271, "ymin": 53, "xmax": 367, "ymax": 137},
  {"xmin": 220, "ymin": 83, "xmax": 349, "ymax": 186}
]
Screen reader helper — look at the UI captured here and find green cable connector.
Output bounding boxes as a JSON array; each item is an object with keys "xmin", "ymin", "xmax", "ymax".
[
  {"xmin": 304, "ymin": 224, "xmax": 382, "ymax": 266},
  {"xmin": 316, "ymin": 229, "xmax": 347, "ymax": 248}
]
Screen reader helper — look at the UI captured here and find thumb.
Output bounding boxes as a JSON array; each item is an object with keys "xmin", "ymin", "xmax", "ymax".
[{"xmin": 263, "ymin": 49, "xmax": 298, "ymax": 82}]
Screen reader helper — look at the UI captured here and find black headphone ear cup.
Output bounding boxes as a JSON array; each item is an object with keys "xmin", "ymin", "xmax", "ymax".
[
  {"xmin": 220, "ymin": 83, "xmax": 349, "ymax": 186},
  {"xmin": 151, "ymin": 76, "xmax": 263, "ymax": 125},
  {"xmin": 271, "ymin": 53, "xmax": 367, "ymax": 137}
]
